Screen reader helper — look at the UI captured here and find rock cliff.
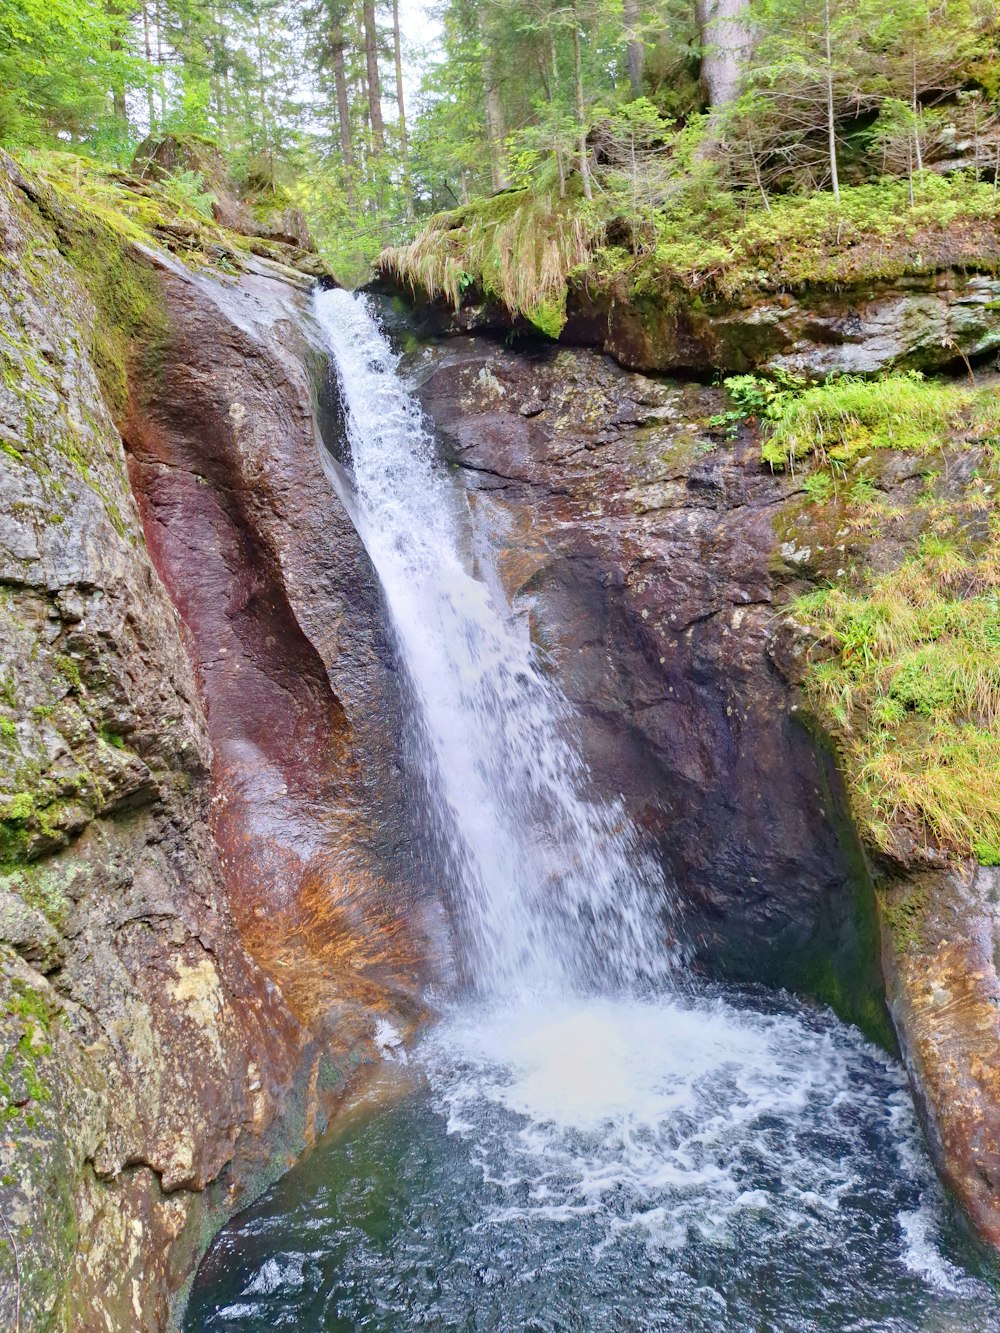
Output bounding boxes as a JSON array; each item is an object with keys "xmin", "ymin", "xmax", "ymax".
[
  {"xmin": 0, "ymin": 156, "xmax": 437, "ymax": 1329},
  {"xmin": 4, "ymin": 132, "xmax": 1000, "ymax": 1327}
]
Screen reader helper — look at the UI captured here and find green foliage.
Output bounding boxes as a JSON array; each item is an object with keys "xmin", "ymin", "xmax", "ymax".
[
  {"xmin": 0, "ymin": 0, "xmax": 135, "ymax": 152},
  {"xmin": 159, "ymin": 169, "xmax": 215, "ymax": 219},
  {"xmin": 382, "ymin": 186, "xmax": 600, "ymax": 335},
  {"xmin": 794, "ymin": 530, "xmax": 1000, "ymax": 864},
  {"xmin": 724, "ymin": 369, "xmax": 1000, "ymax": 471}
]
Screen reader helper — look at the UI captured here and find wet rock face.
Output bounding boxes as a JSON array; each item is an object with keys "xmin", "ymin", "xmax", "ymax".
[
  {"xmin": 410, "ymin": 337, "xmax": 884, "ymax": 1022},
  {"xmin": 881, "ymin": 864, "xmax": 1000, "ymax": 1249},
  {"xmin": 409, "ymin": 324, "xmax": 1000, "ymax": 1253},
  {"xmin": 123, "ymin": 257, "xmax": 443, "ymax": 1030},
  {"xmin": 0, "ymin": 159, "xmax": 437, "ymax": 1330}
]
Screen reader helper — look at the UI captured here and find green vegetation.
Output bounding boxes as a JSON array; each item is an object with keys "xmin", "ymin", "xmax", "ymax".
[
  {"xmin": 716, "ymin": 369, "xmax": 1000, "ymax": 470},
  {"xmin": 3, "ymin": 0, "xmax": 1000, "ymax": 282},
  {"xmin": 381, "ymin": 186, "xmax": 598, "ymax": 334},
  {"xmin": 384, "ymin": 173, "xmax": 1000, "ymax": 331},
  {"xmin": 0, "ymin": 980, "xmax": 56, "ymax": 1126},
  {"xmin": 793, "ymin": 528, "xmax": 1000, "ymax": 865}
]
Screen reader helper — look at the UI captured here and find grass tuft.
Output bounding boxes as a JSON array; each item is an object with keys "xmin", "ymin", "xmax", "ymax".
[
  {"xmin": 380, "ymin": 186, "xmax": 601, "ymax": 336},
  {"xmin": 794, "ymin": 533, "xmax": 1000, "ymax": 864}
]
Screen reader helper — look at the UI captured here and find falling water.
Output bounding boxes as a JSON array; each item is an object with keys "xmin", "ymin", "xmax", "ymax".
[
  {"xmin": 314, "ymin": 287, "xmax": 676, "ymax": 997},
  {"xmin": 184, "ymin": 291, "xmax": 1000, "ymax": 1330}
]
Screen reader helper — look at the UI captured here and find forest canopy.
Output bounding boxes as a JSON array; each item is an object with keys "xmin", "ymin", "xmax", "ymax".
[{"xmin": 2, "ymin": 0, "xmax": 1000, "ymax": 278}]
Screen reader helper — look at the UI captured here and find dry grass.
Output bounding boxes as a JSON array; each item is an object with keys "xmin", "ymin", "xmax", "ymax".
[{"xmin": 379, "ymin": 188, "xmax": 602, "ymax": 336}]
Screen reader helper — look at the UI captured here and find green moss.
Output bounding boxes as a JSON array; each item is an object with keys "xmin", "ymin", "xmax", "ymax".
[
  {"xmin": 381, "ymin": 184, "xmax": 598, "ymax": 335},
  {"xmin": 7, "ymin": 860, "xmax": 78, "ymax": 928},
  {"xmin": 878, "ymin": 882, "xmax": 929, "ymax": 952},
  {"xmin": 0, "ymin": 980, "xmax": 57, "ymax": 1124},
  {"xmin": 0, "ymin": 792, "xmax": 35, "ymax": 821},
  {"xmin": 742, "ymin": 370, "xmax": 1000, "ymax": 472},
  {"xmin": 54, "ymin": 207, "xmax": 167, "ymax": 421},
  {"xmin": 52, "ymin": 654, "xmax": 82, "ymax": 692},
  {"xmin": 381, "ymin": 174, "xmax": 1000, "ymax": 329},
  {"xmin": 0, "ymin": 718, "xmax": 16, "ymax": 746}
]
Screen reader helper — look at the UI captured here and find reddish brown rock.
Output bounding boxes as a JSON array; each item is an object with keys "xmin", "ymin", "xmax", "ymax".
[{"xmin": 882, "ymin": 865, "xmax": 1000, "ymax": 1248}]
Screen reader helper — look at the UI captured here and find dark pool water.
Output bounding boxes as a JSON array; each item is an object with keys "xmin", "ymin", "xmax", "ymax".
[{"xmin": 185, "ymin": 987, "xmax": 1000, "ymax": 1332}]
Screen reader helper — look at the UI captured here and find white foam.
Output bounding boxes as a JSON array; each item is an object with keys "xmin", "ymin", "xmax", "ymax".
[{"xmin": 418, "ymin": 990, "xmax": 909, "ymax": 1249}]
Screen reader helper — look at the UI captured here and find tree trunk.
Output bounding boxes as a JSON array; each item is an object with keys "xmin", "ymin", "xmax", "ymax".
[
  {"xmin": 695, "ymin": 0, "xmax": 750, "ymax": 111},
  {"xmin": 392, "ymin": 0, "xmax": 413, "ymax": 217},
  {"xmin": 823, "ymin": 0, "xmax": 840, "ymax": 202},
  {"xmin": 481, "ymin": 26, "xmax": 509, "ymax": 191},
  {"xmin": 622, "ymin": 0, "xmax": 644, "ymax": 96},
  {"xmin": 156, "ymin": 0, "xmax": 165, "ymax": 121},
  {"xmin": 550, "ymin": 32, "xmax": 565, "ymax": 197},
  {"xmin": 108, "ymin": 3, "xmax": 128, "ymax": 130},
  {"xmin": 363, "ymin": 0, "xmax": 385, "ymax": 155},
  {"xmin": 572, "ymin": 3, "xmax": 592, "ymax": 200},
  {"xmin": 142, "ymin": 3, "xmax": 156, "ymax": 129},
  {"xmin": 911, "ymin": 41, "xmax": 923, "ymax": 181},
  {"xmin": 256, "ymin": 12, "xmax": 272, "ymax": 177},
  {"xmin": 332, "ymin": 40, "xmax": 355, "ymax": 182}
]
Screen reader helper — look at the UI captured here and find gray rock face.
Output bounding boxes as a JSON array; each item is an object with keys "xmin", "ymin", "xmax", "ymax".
[
  {"xmin": 565, "ymin": 269, "xmax": 1000, "ymax": 376},
  {"xmin": 0, "ymin": 158, "xmax": 435, "ymax": 1329},
  {"xmin": 376, "ymin": 266, "xmax": 1000, "ymax": 378}
]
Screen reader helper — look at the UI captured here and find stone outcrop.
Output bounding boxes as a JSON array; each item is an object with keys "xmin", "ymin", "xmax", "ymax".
[
  {"xmin": 131, "ymin": 134, "xmax": 328, "ymax": 281},
  {"xmin": 0, "ymin": 157, "xmax": 436, "ymax": 1329},
  {"xmin": 403, "ymin": 319, "xmax": 1000, "ymax": 1244},
  {"xmin": 375, "ymin": 265, "xmax": 1000, "ymax": 379},
  {"xmin": 564, "ymin": 269, "xmax": 1000, "ymax": 377},
  {"xmin": 410, "ymin": 335, "xmax": 887, "ymax": 1030},
  {"xmin": 881, "ymin": 864, "xmax": 1000, "ymax": 1249}
]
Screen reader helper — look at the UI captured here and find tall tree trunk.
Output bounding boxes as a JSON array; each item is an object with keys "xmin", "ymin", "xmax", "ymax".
[
  {"xmin": 911, "ymin": 41, "xmax": 923, "ymax": 180},
  {"xmin": 142, "ymin": 3, "xmax": 156, "ymax": 129},
  {"xmin": 695, "ymin": 0, "xmax": 750, "ymax": 111},
  {"xmin": 363, "ymin": 0, "xmax": 385, "ymax": 155},
  {"xmin": 108, "ymin": 4, "xmax": 128, "ymax": 129},
  {"xmin": 571, "ymin": 3, "xmax": 592, "ymax": 200},
  {"xmin": 332, "ymin": 38, "xmax": 356, "ymax": 207},
  {"xmin": 156, "ymin": 0, "xmax": 165, "ymax": 121},
  {"xmin": 823, "ymin": 0, "xmax": 840, "ymax": 202},
  {"xmin": 391, "ymin": 0, "xmax": 412, "ymax": 217},
  {"xmin": 550, "ymin": 31, "xmax": 565, "ymax": 197},
  {"xmin": 622, "ymin": 0, "xmax": 644, "ymax": 96},
  {"xmin": 481, "ymin": 24, "xmax": 509, "ymax": 191},
  {"xmin": 256, "ymin": 12, "xmax": 272, "ymax": 177}
]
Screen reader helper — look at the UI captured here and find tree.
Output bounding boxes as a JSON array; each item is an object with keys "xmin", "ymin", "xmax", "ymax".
[
  {"xmin": 362, "ymin": 0, "xmax": 385, "ymax": 154},
  {"xmin": 696, "ymin": 0, "xmax": 750, "ymax": 111}
]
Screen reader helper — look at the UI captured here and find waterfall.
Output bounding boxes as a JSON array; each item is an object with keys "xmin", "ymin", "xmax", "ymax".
[
  {"xmin": 187, "ymin": 290, "xmax": 989, "ymax": 1330},
  {"xmin": 313, "ymin": 287, "xmax": 677, "ymax": 998}
]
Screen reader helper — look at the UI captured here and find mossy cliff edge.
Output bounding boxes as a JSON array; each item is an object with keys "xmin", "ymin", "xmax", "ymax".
[
  {"xmin": 0, "ymin": 150, "xmax": 432, "ymax": 1331},
  {"xmin": 378, "ymin": 178, "xmax": 1000, "ymax": 376}
]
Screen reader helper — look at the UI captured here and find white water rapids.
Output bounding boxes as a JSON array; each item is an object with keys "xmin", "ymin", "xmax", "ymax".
[{"xmin": 296, "ymin": 289, "xmax": 995, "ymax": 1327}]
